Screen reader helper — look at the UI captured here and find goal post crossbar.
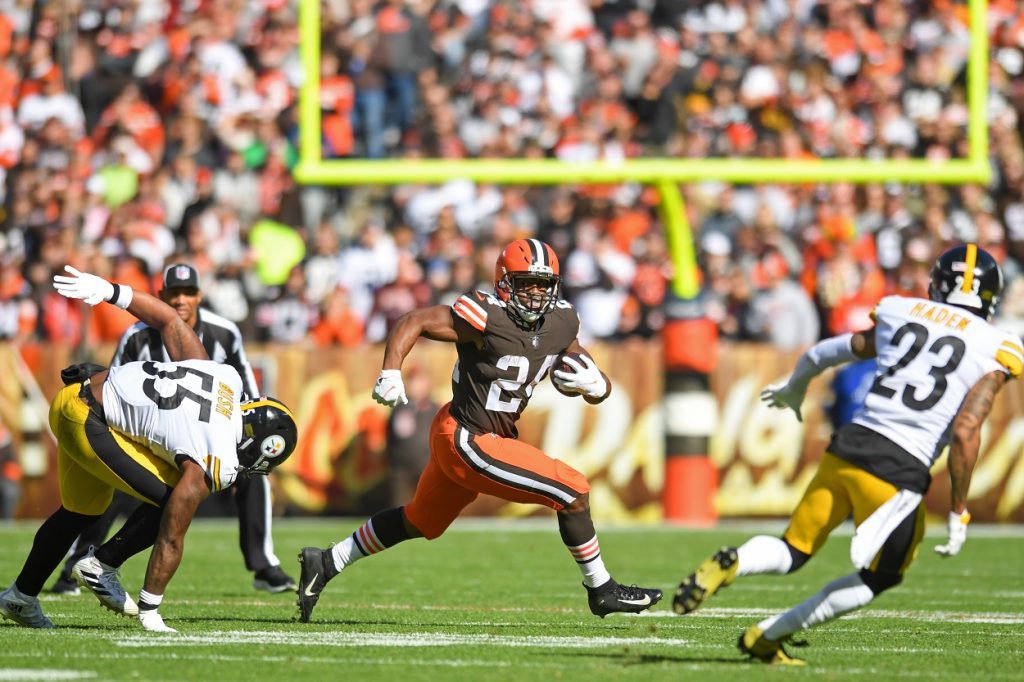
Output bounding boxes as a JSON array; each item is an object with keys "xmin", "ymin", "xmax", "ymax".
[{"xmin": 294, "ymin": 0, "xmax": 990, "ymax": 298}]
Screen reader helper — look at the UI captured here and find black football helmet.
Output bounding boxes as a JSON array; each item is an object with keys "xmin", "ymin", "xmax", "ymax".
[
  {"xmin": 928, "ymin": 243, "xmax": 1003, "ymax": 320},
  {"xmin": 237, "ymin": 396, "xmax": 298, "ymax": 476}
]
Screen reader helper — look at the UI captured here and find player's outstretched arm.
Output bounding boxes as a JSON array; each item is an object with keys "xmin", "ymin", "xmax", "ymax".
[
  {"xmin": 936, "ymin": 370, "xmax": 1007, "ymax": 557},
  {"xmin": 760, "ymin": 328, "xmax": 876, "ymax": 421},
  {"xmin": 53, "ymin": 266, "xmax": 207, "ymax": 362}
]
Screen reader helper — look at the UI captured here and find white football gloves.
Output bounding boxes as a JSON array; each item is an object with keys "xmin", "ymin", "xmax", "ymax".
[
  {"xmin": 934, "ymin": 510, "xmax": 970, "ymax": 557},
  {"xmin": 552, "ymin": 354, "xmax": 608, "ymax": 400},
  {"xmin": 52, "ymin": 265, "xmax": 132, "ymax": 308},
  {"xmin": 759, "ymin": 379, "xmax": 809, "ymax": 422},
  {"xmin": 53, "ymin": 265, "xmax": 114, "ymax": 306},
  {"xmin": 372, "ymin": 369, "xmax": 408, "ymax": 407},
  {"xmin": 139, "ymin": 608, "xmax": 177, "ymax": 633}
]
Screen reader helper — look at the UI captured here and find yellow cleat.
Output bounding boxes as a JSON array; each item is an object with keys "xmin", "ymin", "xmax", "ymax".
[
  {"xmin": 672, "ymin": 546, "xmax": 738, "ymax": 615},
  {"xmin": 737, "ymin": 625, "xmax": 807, "ymax": 666}
]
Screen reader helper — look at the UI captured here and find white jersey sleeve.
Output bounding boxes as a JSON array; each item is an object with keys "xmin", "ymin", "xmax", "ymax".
[
  {"xmin": 853, "ymin": 296, "xmax": 1023, "ymax": 468},
  {"xmin": 102, "ymin": 359, "xmax": 245, "ymax": 491}
]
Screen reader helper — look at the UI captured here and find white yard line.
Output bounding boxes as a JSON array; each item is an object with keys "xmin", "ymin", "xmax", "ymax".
[
  {"xmin": 0, "ymin": 651, "xmax": 520, "ymax": 669},
  {"xmin": 0, "ymin": 672, "xmax": 96, "ymax": 681},
  {"xmin": 656, "ymin": 607, "xmax": 1024, "ymax": 624},
  {"xmin": 110, "ymin": 630, "xmax": 693, "ymax": 649},
  {"xmin": 1, "ymin": 632, "xmax": 1019, "ymax": 678},
  {"xmin": 144, "ymin": 596, "xmax": 1024, "ymax": 624}
]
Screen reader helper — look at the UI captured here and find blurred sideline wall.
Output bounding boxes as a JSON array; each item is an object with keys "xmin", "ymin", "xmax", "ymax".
[{"xmin": 2, "ymin": 342, "xmax": 1023, "ymax": 524}]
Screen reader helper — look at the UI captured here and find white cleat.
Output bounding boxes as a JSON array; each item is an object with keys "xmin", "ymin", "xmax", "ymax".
[
  {"xmin": 0, "ymin": 584, "xmax": 55, "ymax": 628},
  {"xmin": 72, "ymin": 552, "xmax": 139, "ymax": 617},
  {"xmin": 139, "ymin": 609, "xmax": 177, "ymax": 633}
]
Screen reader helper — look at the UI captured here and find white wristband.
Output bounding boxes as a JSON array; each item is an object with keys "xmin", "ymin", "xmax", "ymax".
[{"xmin": 109, "ymin": 283, "xmax": 134, "ymax": 310}]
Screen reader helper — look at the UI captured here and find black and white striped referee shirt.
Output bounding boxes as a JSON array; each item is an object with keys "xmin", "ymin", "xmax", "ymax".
[{"xmin": 111, "ymin": 308, "xmax": 260, "ymax": 399}]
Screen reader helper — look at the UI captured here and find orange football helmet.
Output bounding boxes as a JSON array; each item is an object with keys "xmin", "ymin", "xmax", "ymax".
[{"xmin": 494, "ymin": 239, "xmax": 561, "ymax": 325}]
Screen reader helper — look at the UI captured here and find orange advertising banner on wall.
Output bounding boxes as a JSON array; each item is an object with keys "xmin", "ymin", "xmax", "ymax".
[{"xmin": 4, "ymin": 341, "xmax": 1024, "ymax": 523}]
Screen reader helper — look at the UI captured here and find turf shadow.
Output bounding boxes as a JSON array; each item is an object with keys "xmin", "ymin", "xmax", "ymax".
[
  {"xmin": 560, "ymin": 650, "xmax": 751, "ymax": 666},
  {"xmin": 177, "ymin": 615, "xmax": 409, "ymax": 628}
]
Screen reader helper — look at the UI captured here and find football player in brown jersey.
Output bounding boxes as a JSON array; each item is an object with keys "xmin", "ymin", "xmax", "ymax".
[{"xmin": 297, "ymin": 238, "xmax": 662, "ymax": 622}]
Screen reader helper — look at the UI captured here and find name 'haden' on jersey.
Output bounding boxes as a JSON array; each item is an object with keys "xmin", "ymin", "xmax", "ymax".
[{"xmin": 907, "ymin": 301, "xmax": 972, "ymax": 332}]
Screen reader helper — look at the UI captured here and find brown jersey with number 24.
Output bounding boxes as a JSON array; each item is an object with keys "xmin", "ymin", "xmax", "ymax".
[{"xmin": 449, "ymin": 289, "xmax": 579, "ymax": 438}]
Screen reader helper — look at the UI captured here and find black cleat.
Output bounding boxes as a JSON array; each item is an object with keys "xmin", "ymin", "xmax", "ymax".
[
  {"xmin": 673, "ymin": 546, "xmax": 738, "ymax": 615},
  {"xmin": 586, "ymin": 579, "xmax": 663, "ymax": 618},
  {"xmin": 253, "ymin": 565, "xmax": 298, "ymax": 594},
  {"xmin": 296, "ymin": 547, "xmax": 336, "ymax": 623}
]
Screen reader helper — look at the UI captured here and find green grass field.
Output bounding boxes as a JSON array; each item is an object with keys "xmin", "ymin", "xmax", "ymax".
[{"xmin": 0, "ymin": 518, "xmax": 1020, "ymax": 681}]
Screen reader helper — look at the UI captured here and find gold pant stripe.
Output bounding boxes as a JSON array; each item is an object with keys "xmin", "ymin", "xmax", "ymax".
[
  {"xmin": 784, "ymin": 452, "xmax": 925, "ymax": 576},
  {"xmin": 49, "ymin": 383, "xmax": 182, "ymax": 516}
]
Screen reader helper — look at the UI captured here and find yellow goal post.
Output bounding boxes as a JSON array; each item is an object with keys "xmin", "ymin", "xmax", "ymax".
[{"xmin": 293, "ymin": 0, "xmax": 990, "ymax": 299}]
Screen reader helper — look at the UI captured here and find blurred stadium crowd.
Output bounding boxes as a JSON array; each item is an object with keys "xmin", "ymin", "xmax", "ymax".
[{"xmin": 1, "ymin": 0, "xmax": 1024, "ymax": 355}]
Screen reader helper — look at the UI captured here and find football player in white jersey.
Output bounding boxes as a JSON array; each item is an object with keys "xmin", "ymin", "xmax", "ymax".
[
  {"xmin": 50, "ymin": 263, "xmax": 296, "ymax": 597},
  {"xmin": 0, "ymin": 266, "xmax": 298, "ymax": 633},
  {"xmin": 672, "ymin": 244, "xmax": 1023, "ymax": 665}
]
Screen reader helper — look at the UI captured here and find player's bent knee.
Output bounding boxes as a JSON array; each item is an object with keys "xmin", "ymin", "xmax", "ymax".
[
  {"xmin": 859, "ymin": 569, "xmax": 902, "ymax": 595},
  {"xmin": 783, "ymin": 539, "xmax": 811, "ymax": 574},
  {"xmin": 417, "ymin": 526, "xmax": 444, "ymax": 540},
  {"xmin": 390, "ymin": 506, "xmax": 424, "ymax": 540},
  {"xmin": 560, "ymin": 492, "xmax": 590, "ymax": 515},
  {"xmin": 556, "ymin": 498, "xmax": 597, "ymax": 547},
  {"xmin": 409, "ymin": 522, "xmax": 441, "ymax": 540},
  {"xmin": 402, "ymin": 506, "xmax": 448, "ymax": 540}
]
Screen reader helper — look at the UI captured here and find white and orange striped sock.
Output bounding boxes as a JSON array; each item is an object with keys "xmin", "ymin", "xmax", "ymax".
[
  {"xmin": 328, "ymin": 537, "xmax": 363, "ymax": 573},
  {"xmin": 567, "ymin": 536, "xmax": 611, "ymax": 588},
  {"xmin": 327, "ymin": 519, "xmax": 385, "ymax": 573},
  {"xmin": 328, "ymin": 509, "xmax": 414, "ymax": 573}
]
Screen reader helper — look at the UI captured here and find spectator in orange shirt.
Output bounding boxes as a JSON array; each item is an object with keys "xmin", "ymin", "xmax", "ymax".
[
  {"xmin": 93, "ymin": 83, "xmax": 166, "ymax": 168},
  {"xmin": 320, "ymin": 51, "xmax": 356, "ymax": 158},
  {"xmin": 16, "ymin": 67, "xmax": 85, "ymax": 137},
  {"xmin": 607, "ymin": 204, "xmax": 652, "ymax": 255},
  {"xmin": 311, "ymin": 286, "xmax": 365, "ymax": 348}
]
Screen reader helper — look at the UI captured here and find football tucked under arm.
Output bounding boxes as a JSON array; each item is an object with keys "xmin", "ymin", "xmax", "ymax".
[
  {"xmin": 550, "ymin": 352, "xmax": 584, "ymax": 397},
  {"xmin": 551, "ymin": 351, "xmax": 610, "ymax": 403}
]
